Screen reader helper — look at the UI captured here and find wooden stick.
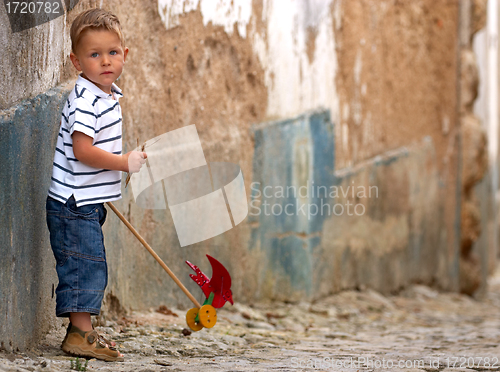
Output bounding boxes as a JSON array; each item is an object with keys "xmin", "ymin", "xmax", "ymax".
[{"xmin": 106, "ymin": 201, "xmax": 201, "ymax": 308}]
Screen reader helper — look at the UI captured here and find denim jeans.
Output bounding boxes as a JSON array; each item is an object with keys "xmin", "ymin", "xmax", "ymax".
[{"xmin": 46, "ymin": 195, "xmax": 108, "ymax": 317}]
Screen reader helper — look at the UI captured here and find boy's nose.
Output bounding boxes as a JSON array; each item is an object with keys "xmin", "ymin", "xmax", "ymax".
[{"xmin": 102, "ymin": 57, "xmax": 110, "ymax": 66}]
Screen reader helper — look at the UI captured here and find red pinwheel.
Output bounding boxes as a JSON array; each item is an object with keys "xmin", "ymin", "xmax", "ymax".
[{"xmin": 185, "ymin": 255, "xmax": 234, "ymax": 308}]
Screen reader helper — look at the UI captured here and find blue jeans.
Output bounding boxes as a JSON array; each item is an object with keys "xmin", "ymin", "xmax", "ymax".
[{"xmin": 46, "ymin": 195, "xmax": 108, "ymax": 317}]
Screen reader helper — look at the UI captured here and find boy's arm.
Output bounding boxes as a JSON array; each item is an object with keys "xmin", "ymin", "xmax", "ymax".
[{"xmin": 73, "ymin": 131, "xmax": 145, "ymax": 172}]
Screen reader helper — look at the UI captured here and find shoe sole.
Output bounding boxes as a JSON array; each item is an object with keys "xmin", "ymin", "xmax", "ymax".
[{"xmin": 62, "ymin": 344, "xmax": 124, "ymax": 362}]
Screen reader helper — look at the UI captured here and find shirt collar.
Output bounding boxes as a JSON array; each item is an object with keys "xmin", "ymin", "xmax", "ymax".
[{"xmin": 76, "ymin": 75, "xmax": 123, "ymax": 99}]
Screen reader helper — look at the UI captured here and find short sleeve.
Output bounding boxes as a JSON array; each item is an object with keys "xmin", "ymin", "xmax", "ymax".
[{"xmin": 68, "ymin": 97, "xmax": 97, "ymax": 138}]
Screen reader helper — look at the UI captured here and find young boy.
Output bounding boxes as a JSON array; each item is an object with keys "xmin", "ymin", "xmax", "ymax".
[{"xmin": 46, "ymin": 8, "xmax": 145, "ymax": 362}]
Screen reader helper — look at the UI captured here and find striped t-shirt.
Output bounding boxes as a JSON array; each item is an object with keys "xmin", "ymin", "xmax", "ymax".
[{"xmin": 48, "ymin": 75, "xmax": 124, "ymax": 207}]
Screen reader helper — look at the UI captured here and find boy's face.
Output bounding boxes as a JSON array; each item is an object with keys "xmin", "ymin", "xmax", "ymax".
[{"xmin": 70, "ymin": 29, "xmax": 129, "ymax": 94}]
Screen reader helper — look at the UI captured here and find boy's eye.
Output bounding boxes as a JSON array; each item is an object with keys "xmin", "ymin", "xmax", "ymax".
[
  {"xmin": 110, "ymin": 50, "xmax": 117, "ymax": 55},
  {"xmin": 91, "ymin": 53, "xmax": 99, "ymax": 58}
]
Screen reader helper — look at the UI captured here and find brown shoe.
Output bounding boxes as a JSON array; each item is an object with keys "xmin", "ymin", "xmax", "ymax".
[{"xmin": 61, "ymin": 324, "xmax": 124, "ymax": 362}]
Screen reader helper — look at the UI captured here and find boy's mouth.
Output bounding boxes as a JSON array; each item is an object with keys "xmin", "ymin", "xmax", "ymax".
[{"xmin": 102, "ymin": 71, "xmax": 113, "ymax": 75}]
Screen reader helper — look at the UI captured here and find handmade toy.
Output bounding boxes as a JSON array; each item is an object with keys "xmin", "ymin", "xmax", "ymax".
[
  {"xmin": 106, "ymin": 203, "xmax": 233, "ymax": 331},
  {"xmin": 184, "ymin": 255, "xmax": 233, "ymax": 331}
]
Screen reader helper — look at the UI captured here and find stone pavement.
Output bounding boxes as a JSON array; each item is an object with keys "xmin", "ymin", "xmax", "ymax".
[{"xmin": 2, "ymin": 274, "xmax": 500, "ymax": 372}]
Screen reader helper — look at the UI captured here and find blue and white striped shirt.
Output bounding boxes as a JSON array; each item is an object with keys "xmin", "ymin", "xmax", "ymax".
[{"xmin": 48, "ymin": 75, "xmax": 124, "ymax": 207}]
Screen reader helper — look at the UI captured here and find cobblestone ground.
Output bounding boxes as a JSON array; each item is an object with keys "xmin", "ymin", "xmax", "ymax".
[{"xmin": 3, "ymin": 273, "xmax": 500, "ymax": 372}]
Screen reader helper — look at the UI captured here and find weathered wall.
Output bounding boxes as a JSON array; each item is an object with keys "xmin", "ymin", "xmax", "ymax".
[
  {"xmin": 0, "ymin": 87, "xmax": 69, "ymax": 351},
  {"xmin": 0, "ymin": 2, "xmax": 73, "ymax": 350},
  {"xmin": 458, "ymin": 0, "xmax": 489, "ymax": 295},
  {"xmin": 0, "ymin": 0, "xmax": 492, "ymax": 350},
  {"xmin": 326, "ymin": 0, "xmax": 462, "ymax": 293},
  {"xmin": 102, "ymin": 0, "xmax": 488, "ymax": 303},
  {"xmin": 249, "ymin": 113, "xmax": 444, "ymax": 300},
  {"xmin": 0, "ymin": 21, "xmax": 59, "ymax": 109},
  {"xmin": 471, "ymin": 0, "xmax": 499, "ymax": 297}
]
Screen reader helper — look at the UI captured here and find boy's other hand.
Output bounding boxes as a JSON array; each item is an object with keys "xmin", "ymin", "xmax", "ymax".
[{"xmin": 125, "ymin": 151, "xmax": 147, "ymax": 173}]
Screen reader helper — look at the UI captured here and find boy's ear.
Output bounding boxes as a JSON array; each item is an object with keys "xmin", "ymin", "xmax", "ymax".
[
  {"xmin": 70, "ymin": 52, "xmax": 82, "ymax": 71},
  {"xmin": 123, "ymin": 47, "xmax": 129, "ymax": 62}
]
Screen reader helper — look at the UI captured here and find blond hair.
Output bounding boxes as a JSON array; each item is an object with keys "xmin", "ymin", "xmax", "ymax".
[{"xmin": 70, "ymin": 9, "xmax": 125, "ymax": 53}]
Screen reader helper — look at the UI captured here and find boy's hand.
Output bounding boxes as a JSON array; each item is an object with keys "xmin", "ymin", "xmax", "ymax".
[{"xmin": 125, "ymin": 151, "xmax": 147, "ymax": 173}]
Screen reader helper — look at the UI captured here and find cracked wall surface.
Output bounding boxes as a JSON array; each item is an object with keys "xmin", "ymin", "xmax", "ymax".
[{"xmin": 459, "ymin": 0, "xmax": 489, "ymax": 296}]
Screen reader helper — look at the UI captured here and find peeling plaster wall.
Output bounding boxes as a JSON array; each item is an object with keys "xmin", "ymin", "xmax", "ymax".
[
  {"xmin": 158, "ymin": 0, "xmax": 252, "ymax": 37},
  {"xmin": 332, "ymin": 0, "xmax": 465, "ymax": 292},
  {"xmin": 472, "ymin": 0, "xmax": 499, "ymax": 296},
  {"xmin": 0, "ymin": 85, "xmax": 70, "ymax": 351},
  {"xmin": 245, "ymin": 0, "xmax": 465, "ymax": 294},
  {"xmin": 250, "ymin": 0, "xmax": 340, "ymax": 121},
  {"xmin": 458, "ymin": 0, "xmax": 489, "ymax": 296},
  {"xmin": 0, "ymin": 7, "xmax": 70, "ymax": 109},
  {"xmin": 250, "ymin": 111, "xmax": 447, "ymax": 300},
  {"xmin": 157, "ymin": 0, "xmax": 340, "ymax": 128},
  {"xmin": 0, "ymin": 3, "xmax": 74, "ymax": 351}
]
